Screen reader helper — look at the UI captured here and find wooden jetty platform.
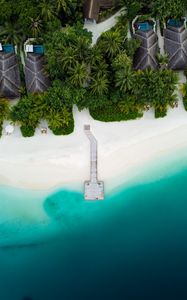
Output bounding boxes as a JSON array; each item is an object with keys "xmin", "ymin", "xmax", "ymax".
[{"xmin": 84, "ymin": 125, "xmax": 104, "ymax": 200}]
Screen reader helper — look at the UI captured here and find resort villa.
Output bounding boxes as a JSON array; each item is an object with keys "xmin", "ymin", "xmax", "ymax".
[
  {"xmin": 0, "ymin": 44, "xmax": 21, "ymax": 98},
  {"xmin": 24, "ymin": 43, "xmax": 50, "ymax": 94},
  {"xmin": 164, "ymin": 18, "xmax": 187, "ymax": 70},
  {"xmin": 132, "ymin": 17, "xmax": 159, "ymax": 70},
  {"xmin": 0, "ymin": 41, "xmax": 50, "ymax": 99},
  {"xmin": 132, "ymin": 16, "xmax": 187, "ymax": 71}
]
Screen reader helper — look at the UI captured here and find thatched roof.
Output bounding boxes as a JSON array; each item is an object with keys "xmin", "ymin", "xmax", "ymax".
[
  {"xmin": 25, "ymin": 53, "xmax": 50, "ymax": 94},
  {"xmin": 133, "ymin": 29, "xmax": 159, "ymax": 70},
  {"xmin": 164, "ymin": 25, "xmax": 187, "ymax": 70},
  {"xmin": 0, "ymin": 52, "xmax": 21, "ymax": 98},
  {"xmin": 83, "ymin": 0, "xmax": 115, "ymax": 21}
]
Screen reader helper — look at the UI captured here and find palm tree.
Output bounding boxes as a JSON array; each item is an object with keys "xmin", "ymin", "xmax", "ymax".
[
  {"xmin": 118, "ymin": 95, "xmax": 139, "ymax": 115},
  {"xmin": 89, "ymin": 45, "xmax": 103, "ymax": 66},
  {"xmin": 89, "ymin": 73, "xmax": 109, "ymax": 96},
  {"xmin": 156, "ymin": 53, "xmax": 169, "ymax": 70},
  {"xmin": 97, "ymin": 30, "xmax": 123, "ymax": 59},
  {"xmin": 91, "ymin": 61, "xmax": 109, "ymax": 77},
  {"xmin": 55, "ymin": 0, "xmax": 68, "ymax": 12},
  {"xmin": 0, "ymin": 22, "xmax": 23, "ymax": 46},
  {"xmin": 60, "ymin": 47, "xmax": 77, "ymax": 71},
  {"xmin": 47, "ymin": 108, "xmax": 72, "ymax": 128},
  {"xmin": 47, "ymin": 112, "xmax": 64, "ymax": 128},
  {"xmin": 39, "ymin": 0, "xmax": 55, "ymax": 21},
  {"xmin": 73, "ymin": 35, "xmax": 91, "ymax": 62},
  {"xmin": 115, "ymin": 66, "xmax": 136, "ymax": 92},
  {"xmin": 112, "ymin": 52, "xmax": 132, "ymax": 70},
  {"xmin": 0, "ymin": 22, "xmax": 24, "ymax": 58},
  {"xmin": 68, "ymin": 62, "xmax": 89, "ymax": 87},
  {"xmin": 29, "ymin": 17, "xmax": 43, "ymax": 38},
  {"xmin": 61, "ymin": 107, "xmax": 72, "ymax": 126}
]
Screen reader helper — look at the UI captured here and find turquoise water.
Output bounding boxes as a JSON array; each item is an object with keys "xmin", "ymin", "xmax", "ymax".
[{"xmin": 1, "ymin": 153, "xmax": 187, "ymax": 299}]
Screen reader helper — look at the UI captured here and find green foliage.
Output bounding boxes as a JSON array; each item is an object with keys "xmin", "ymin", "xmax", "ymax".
[
  {"xmin": 0, "ymin": 99, "xmax": 10, "ymax": 137},
  {"xmin": 0, "ymin": 99, "xmax": 10, "ymax": 122},
  {"xmin": 122, "ymin": 0, "xmax": 186, "ymax": 18},
  {"xmin": 56, "ymin": 0, "xmax": 84, "ymax": 26},
  {"xmin": 180, "ymin": 83, "xmax": 187, "ymax": 111},
  {"xmin": 10, "ymin": 94, "xmax": 45, "ymax": 127},
  {"xmin": 152, "ymin": 0, "xmax": 185, "ymax": 20},
  {"xmin": 44, "ymin": 24, "xmax": 92, "ymax": 80},
  {"xmin": 89, "ymin": 73, "xmax": 109, "ymax": 96},
  {"xmin": 0, "ymin": 121, "xmax": 3, "ymax": 138},
  {"xmin": 20, "ymin": 125, "xmax": 35, "ymax": 137},
  {"xmin": 156, "ymin": 53, "xmax": 169, "ymax": 70},
  {"xmin": 10, "ymin": 93, "xmax": 45, "ymax": 137},
  {"xmin": 124, "ymin": 38, "xmax": 141, "ymax": 58},
  {"xmin": 10, "ymin": 83, "xmax": 75, "ymax": 137},
  {"xmin": 0, "ymin": 0, "xmax": 84, "ymax": 44},
  {"xmin": 67, "ymin": 61, "xmax": 89, "ymax": 87},
  {"xmin": 90, "ymin": 105, "xmax": 143, "ymax": 122},
  {"xmin": 122, "ymin": 0, "xmax": 152, "ymax": 14},
  {"xmin": 97, "ymin": 30, "xmax": 124, "ymax": 60},
  {"xmin": 112, "ymin": 53, "xmax": 136, "ymax": 93},
  {"xmin": 87, "ymin": 18, "xmax": 142, "ymax": 119},
  {"xmin": 86, "ymin": 93, "xmax": 110, "ymax": 110},
  {"xmin": 183, "ymin": 97, "xmax": 187, "ymax": 111},
  {"xmin": 43, "ymin": 80, "xmax": 74, "ymax": 135},
  {"xmin": 49, "ymin": 118, "xmax": 74, "ymax": 135},
  {"xmin": 126, "ymin": 1, "xmax": 142, "ymax": 20},
  {"xmin": 47, "ymin": 108, "xmax": 72, "ymax": 128},
  {"xmin": 44, "ymin": 80, "xmax": 73, "ymax": 109},
  {"xmin": 155, "ymin": 106, "xmax": 167, "ymax": 118},
  {"xmin": 134, "ymin": 69, "xmax": 178, "ymax": 110},
  {"xmin": 1, "ymin": 0, "xmax": 181, "ymax": 135}
]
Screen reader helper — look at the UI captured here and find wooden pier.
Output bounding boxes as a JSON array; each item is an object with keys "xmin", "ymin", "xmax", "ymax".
[{"xmin": 84, "ymin": 125, "xmax": 104, "ymax": 200}]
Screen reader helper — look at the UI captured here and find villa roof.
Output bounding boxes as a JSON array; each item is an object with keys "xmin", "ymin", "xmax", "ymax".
[
  {"xmin": 164, "ymin": 25, "xmax": 187, "ymax": 70},
  {"xmin": 83, "ymin": 0, "xmax": 115, "ymax": 21},
  {"xmin": 84, "ymin": 0, "xmax": 100, "ymax": 21},
  {"xmin": 25, "ymin": 53, "xmax": 50, "ymax": 94},
  {"xmin": 0, "ymin": 52, "xmax": 21, "ymax": 99},
  {"xmin": 133, "ymin": 29, "xmax": 159, "ymax": 70},
  {"xmin": 99, "ymin": 0, "xmax": 114, "ymax": 8}
]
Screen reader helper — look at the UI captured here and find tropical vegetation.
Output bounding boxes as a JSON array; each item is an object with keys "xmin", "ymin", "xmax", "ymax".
[
  {"xmin": 180, "ymin": 82, "xmax": 187, "ymax": 111},
  {"xmin": 0, "ymin": 0, "xmax": 186, "ymax": 137},
  {"xmin": 0, "ymin": 99, "xmax": 10, "ymax": 137}
]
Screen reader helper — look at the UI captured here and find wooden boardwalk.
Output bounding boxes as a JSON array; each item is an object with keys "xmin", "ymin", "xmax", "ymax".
[{"xmin": 84, "ymin": 125, "xmax": 104, "ymax": 200}]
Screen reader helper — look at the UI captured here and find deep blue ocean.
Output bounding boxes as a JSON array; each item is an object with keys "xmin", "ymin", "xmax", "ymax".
[{"xmin": 1, "ymin": 154, "xmax": 187, "ymax": 300}]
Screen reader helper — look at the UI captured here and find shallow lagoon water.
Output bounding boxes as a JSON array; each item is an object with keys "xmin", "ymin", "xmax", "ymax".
[{"xmin": 1, "ymin": 151, "xmax": 187, "ymax": 300}]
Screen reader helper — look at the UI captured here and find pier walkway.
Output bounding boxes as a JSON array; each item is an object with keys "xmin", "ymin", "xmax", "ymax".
[{"xmin": 84, "ymin": 125, "xmax": 104, "ymax": 200}]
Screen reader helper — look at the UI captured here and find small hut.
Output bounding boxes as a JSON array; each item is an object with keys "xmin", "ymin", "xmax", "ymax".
[
  {"xmin": 0, "ymin": 45, "xmax": 21, "ymax": 99},
  {"xmin": 164, "ymin": 21, "xmax": 187, "ymax": 70},
  {"xmin": 133, "ymin": 29, "xmax": 159, "ymax": 70},
  {"xmin": 25, "ymin": 52, "xmax": 50, "ymax": 94}
]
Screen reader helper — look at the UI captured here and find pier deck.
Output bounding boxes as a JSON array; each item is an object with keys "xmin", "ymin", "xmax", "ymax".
[{"xmin": 84, "ymin": 125, "xmax": 104, "ymax": 200}]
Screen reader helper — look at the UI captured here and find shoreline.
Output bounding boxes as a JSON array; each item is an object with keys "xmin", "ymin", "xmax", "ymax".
[{"xmin": 1, "ymin": 98, "xmax": 187, "ymax": 194}]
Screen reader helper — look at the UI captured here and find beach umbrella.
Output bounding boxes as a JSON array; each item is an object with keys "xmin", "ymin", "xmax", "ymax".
[{"xmin": 5, "ymin": 124, "xmax": 14, "ymax": 135}]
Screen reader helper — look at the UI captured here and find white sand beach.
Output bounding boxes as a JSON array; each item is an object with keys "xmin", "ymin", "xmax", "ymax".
[
  {"xmin": 1, "ymin": 87, "xmax": 187, "ymax": 192},
  {"xmin": 1, "ymin": 10, "xmax": 186, "ymax": 194}
]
